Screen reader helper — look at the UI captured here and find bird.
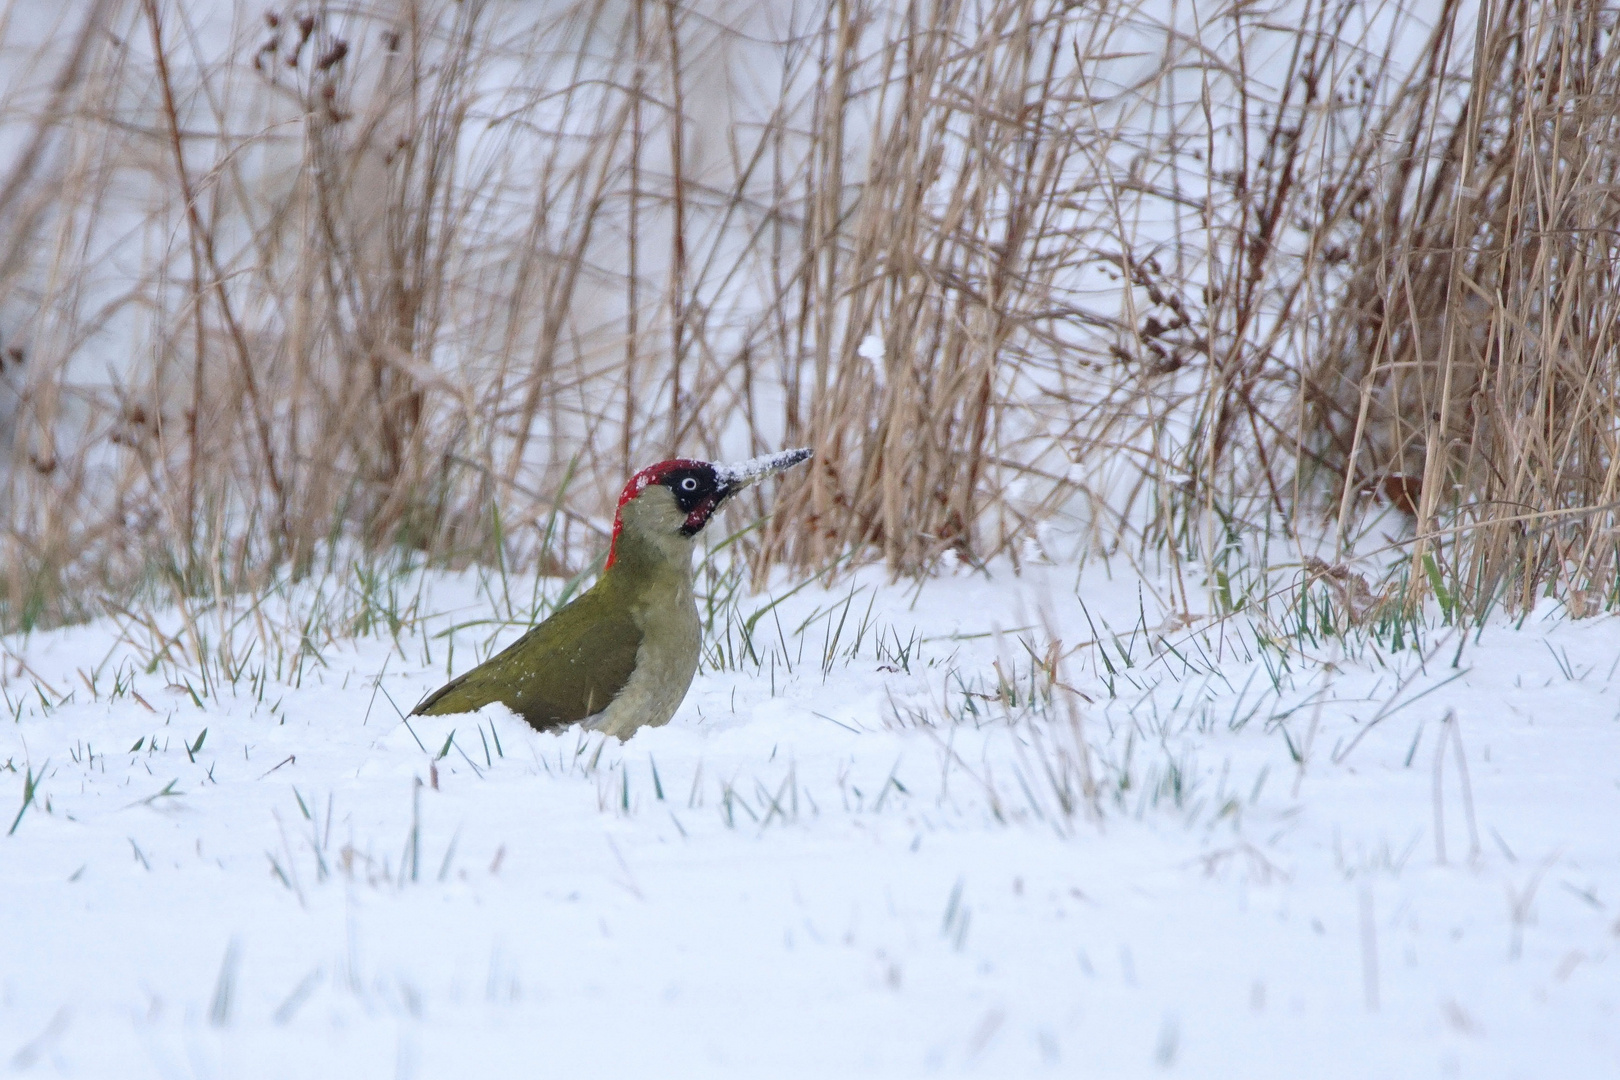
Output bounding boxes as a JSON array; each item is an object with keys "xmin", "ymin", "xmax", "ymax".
[{"xmin": 413, "ymin": 447, "xmax": 812, "ymax": 740}]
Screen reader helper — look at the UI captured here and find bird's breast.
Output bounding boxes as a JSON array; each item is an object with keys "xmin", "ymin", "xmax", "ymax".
[{"xmin": 589, "ymin": 572, "xmax": 701, "ymax": 738}]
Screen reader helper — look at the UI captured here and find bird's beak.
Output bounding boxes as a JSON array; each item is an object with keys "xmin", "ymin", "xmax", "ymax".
[{"xmin": 713, "ymin": 447, "xmax": 813, "ymax": 501}]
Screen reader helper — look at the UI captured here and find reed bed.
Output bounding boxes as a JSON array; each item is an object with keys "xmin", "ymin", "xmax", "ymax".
[{"xmin": 0, "ymin": 0, "xmax": 1614, "ymax": 632}]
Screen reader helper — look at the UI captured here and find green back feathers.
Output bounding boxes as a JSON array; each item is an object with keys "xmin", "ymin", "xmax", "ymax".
[{"xmin": 414, "ymin": 574, "xmax": 643, "ymax": 730}]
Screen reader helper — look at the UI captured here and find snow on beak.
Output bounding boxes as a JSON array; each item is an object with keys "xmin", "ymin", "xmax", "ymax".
[{"xmin": 712, "ymin": 447, "xmax": 813, "ymax": 502}]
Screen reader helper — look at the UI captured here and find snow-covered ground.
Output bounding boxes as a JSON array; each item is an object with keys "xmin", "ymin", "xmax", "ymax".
[{"xmin": 2, "ymin": 556, "xmax": 1616, "ymax": 1078}]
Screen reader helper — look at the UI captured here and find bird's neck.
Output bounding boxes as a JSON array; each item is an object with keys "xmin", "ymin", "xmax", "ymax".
[
  {"xmin": 606, "ymin": 490, "xmax": 698, "ymax": 576},
  {"xmin": 603, "ymin": 519, "xmax": 696, "ymax": 584}
]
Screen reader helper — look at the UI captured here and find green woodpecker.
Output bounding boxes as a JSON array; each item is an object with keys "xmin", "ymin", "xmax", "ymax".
[{"xmin": 413, "ymin": 448, "xmax": 811, "ymax": 739}]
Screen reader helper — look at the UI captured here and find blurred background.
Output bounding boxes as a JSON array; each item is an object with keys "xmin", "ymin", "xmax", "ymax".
[{"xmin": 0, "ymin": 0, "xmax": 1616, "ymax": 629}]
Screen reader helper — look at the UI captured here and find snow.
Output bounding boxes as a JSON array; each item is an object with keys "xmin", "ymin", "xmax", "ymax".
[
  {"xmin": 712, "ymin": 447, "xmax": 814, "ymax": 489},
  {"xmin": 2, "ymin": 558, "xmax": 1616, "ymax": 1078}
]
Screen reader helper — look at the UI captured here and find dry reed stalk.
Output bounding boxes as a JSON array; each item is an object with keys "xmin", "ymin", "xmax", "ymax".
[
  {"xmin": 1307, "ymin": 0, "xmax": 1620, "ymax": 613},
  {"xmin": 0, "ymin": 0, "xmax": 1615, "ymax": 634}
]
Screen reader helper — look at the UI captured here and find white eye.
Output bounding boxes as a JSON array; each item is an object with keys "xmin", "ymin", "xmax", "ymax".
[{"xmin": 681, "ymin": 477, "xmax": 699, "ymax": 492}]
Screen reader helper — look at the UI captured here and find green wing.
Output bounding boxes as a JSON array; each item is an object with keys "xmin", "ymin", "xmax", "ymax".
[{"xmin": 413, "ymin": 584, "xmax": 642, "ymax": 731}]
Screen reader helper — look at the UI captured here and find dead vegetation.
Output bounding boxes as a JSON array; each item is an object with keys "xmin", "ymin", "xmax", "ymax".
[{"xmin": 0, "ymin": 0, "xmax": 1616, "ymax": 631}]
